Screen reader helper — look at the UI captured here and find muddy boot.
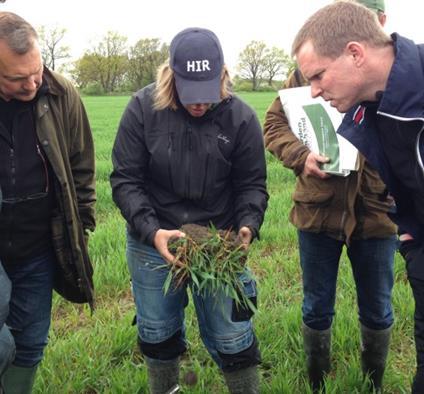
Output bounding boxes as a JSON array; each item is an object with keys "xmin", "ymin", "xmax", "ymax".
[
  {"xmin": 145, "ymin": 356, "xmax": 179, "ymax": 394},
  {"xmin": 302, "ymin": 323, "xmax": 331, "ymax": 393},
  {"xmin": 223, "ymin": 365, "xmax": 260, "ymax": 394},
  {"xmin": 1, "ymin": 364, "xmax": 38, "ymax": 394},
  {"xmin": 360, "ymin": 324, "xmax": 391, "ymax": 393}
]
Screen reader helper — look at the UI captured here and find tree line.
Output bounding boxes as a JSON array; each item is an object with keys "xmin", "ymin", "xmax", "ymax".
[{"xmin": 38, "ymin": 26, "xmax": 296, "ymax": 94}]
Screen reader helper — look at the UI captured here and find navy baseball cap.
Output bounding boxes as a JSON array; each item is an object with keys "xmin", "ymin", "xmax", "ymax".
[{"xmin": 170, "ymin": 27, "xmax": 224, "ymax": 105}]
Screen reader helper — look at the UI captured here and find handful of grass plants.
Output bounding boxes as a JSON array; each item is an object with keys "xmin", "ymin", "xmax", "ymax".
[{"xmin": 163, "ymin": 223, "xmax": 256, "ymax": 314}]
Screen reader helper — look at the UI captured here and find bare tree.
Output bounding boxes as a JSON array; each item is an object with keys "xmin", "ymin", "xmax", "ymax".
[
  {"xmin": 237, "ymin": 41, "xmax": 267, "ymax": 91},
  {"xmin": 37, "ymin": 25, "xmax": 70, "ymax": 70}
]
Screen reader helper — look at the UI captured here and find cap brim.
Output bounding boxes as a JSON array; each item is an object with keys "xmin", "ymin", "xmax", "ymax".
[
  {"xmin": 174, "ymin": 74, "xmax": 221, "ymax": 105},
  {"xmin": 368, "ymin": 6, "xmax": 384, "ymax": 12}
]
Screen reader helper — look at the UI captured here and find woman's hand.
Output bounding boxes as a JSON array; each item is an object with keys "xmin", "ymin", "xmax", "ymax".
[
  {"xmin": 238, "ymin": 226, "xmax": 253, "ymax": 250},
  {"xmin": 153, "ymin": 229, "xmax": 186, "ymax": 264}
]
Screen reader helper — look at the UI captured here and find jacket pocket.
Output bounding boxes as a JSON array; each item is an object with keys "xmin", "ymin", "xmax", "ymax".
[
  {"xmin": 199, "ymin": 133, "xmax": 231, "ymax": 204},
  {"xmin": 51, "ymin": 213, "xmax": 74, "ymax": 282},
  {"xmin": 292, "ymin": 189, "xmax": 335, "ymax": 205},
  {"xmin": 51, "ymin": 212, "xmax": 92, "ymax": 304},
  {"xmin": 359, "ymin": 163, "xmax": 393, "ymax": 212},
  {"xmin": 359, "ymin": 180, "xmax": 393, "ymax": 214},
  {"xmin": 231, "ymin": 272, "xmax": 257, "ymax": 322},
  {"xmin": 291, "ymin": 189, "xmax": 335, "ymax": 231}
]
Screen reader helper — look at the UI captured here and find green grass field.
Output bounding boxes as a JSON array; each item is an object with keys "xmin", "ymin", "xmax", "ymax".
[{"xmin": 34, "ymin": 92, "xmax": 414, "ymax": 393}]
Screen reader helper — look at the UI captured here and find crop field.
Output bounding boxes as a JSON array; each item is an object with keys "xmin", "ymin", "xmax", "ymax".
[{"xmin": 35, "ymin": 92, "xmax": 413, "ymax": 393}]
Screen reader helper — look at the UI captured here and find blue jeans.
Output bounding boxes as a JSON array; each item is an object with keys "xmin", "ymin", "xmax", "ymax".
[
  {"xmin": 3, "ymin": 250, "xmax": 55, "ymax": 367},
  {"xmin": 126, "ymin": 234, "xmax": 259, "ymax": 370},
  {"xmin": 298, "ymin": 231, "xmax": 396, "ymax": 331},
  {"xmin": 0, "ymin": 262, "xmax": 15, "ymax": 375}
]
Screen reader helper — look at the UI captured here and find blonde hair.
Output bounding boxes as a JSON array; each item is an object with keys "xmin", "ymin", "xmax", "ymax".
[
  {"xmin": 292, "ymin": 1, "xmax": 391, "ymax": 59},
  {"xmin": 153, "ymin": 63, "xmax": 232, "ymax": 111}
]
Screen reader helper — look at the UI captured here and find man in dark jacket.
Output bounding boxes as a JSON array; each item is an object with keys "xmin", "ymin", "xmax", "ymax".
[
  {"xmin": 264, "ymin": 3, "xmax": 396, "ymax": 392},
  {"xmin": 292, "ymin": 1, "xmax": 424, "ymax": 392},
  {"xmin": 0, "ymin": 12, "xmax": 95, "ymax": 393}
]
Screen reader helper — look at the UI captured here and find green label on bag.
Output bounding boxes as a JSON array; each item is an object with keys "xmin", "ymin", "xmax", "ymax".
[{"xmin": 303, "ymin": 103, "xmax": 340, "ymax": 173}]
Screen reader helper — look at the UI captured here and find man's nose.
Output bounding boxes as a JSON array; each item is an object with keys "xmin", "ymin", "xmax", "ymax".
[
  {"xmin": 310, "ymin": 82, "xmax": 322, "ymax": 99},
  {"xmin": 23, "ymin": 76, "xmax": 39, "ymax": 91}
]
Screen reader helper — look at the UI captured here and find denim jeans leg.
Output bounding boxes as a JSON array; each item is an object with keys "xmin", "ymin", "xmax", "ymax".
[
  {"xmin": 192, "ymin": 269, "xmax": 258, "ymax": 370},
  {"xmin": 0, "ymin": 262, "xmax": 11, "ymax": 327},
  {"xmin": 126, "ymin": 234, "xmax": 187, "ymax": 359},
  {"xmin": 298, "ymin": 231, "xmax": 344, "ymax": 330},
  {"xmin": 0, "ymin": 325, "xmax": 15, "ymax": 376},
  {"xmin": 0, "ymin": 262, "xmax": 15, "ymax": 375},
  {"xmin": 3, "ymin": 250, "xmax": 55, "ymax": 367},
  {"xmin": 348, "ymin": 236, "xmax": 396, "ymax": 330}
]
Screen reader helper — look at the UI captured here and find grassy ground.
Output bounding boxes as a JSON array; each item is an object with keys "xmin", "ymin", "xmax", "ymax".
[{"xmin": 34, "ymin": 92, "xmax": 414, "ymax": 393}]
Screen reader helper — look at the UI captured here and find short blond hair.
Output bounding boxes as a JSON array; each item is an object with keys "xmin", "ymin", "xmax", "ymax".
[
  {"xmin": 292, "ymin": 1, "xmax": 391, "ymax": 59},
  {"xmin": 153, "ymin": 63, "xmax": 232, "ymax": 111}
]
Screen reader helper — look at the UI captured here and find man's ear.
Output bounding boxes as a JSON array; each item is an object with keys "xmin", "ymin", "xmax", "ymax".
[
  {"xmin": 345, "ymin": 41, "xmax": 365, "ymax": 67},
  {"xmin": 378, "ymin": 13, "xmax": 387, "ymax": 27}
]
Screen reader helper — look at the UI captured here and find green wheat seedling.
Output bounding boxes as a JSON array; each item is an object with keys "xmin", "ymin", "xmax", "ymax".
[{"xmin": 163, "ymin": 224, "xmax": 256, "ymax": 314}]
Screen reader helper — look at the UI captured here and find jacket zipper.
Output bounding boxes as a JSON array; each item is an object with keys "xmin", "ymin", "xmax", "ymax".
[
  {"xmin": 36, "ymin": 142, "xmax": 49, "ymax": 193},
  {"xmin": 200, "ymin": 134, "xmax": 211, "ymax": 201},
  {"xmin": 185, "ymin": 126, "xmax": 192, "ymax": 199},
  {"xmin": 338, "ymin": 176, "xmax": 350, "ymax": 239},
  {"xmin": 8, "ymin": 134, "xmax": 15, "ymax": 250},
  {"xmin": 167, "ymin": 132, "xmax": 175, "ymax": 192}
]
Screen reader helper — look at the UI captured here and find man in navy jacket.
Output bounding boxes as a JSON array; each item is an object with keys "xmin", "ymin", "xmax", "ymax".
[{"xmin": 292, "ymin": 1, "xmax": 424, "ymax": 392}]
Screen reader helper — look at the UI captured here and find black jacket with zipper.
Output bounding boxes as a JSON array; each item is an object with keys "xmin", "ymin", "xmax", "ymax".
[{"xmin": 111, "ymin": 83, "xmax": 268, "ymax": 244}]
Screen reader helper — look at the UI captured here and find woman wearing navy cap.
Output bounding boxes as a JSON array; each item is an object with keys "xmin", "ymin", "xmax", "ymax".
[{"xmin": 111, "ymin": 27, "xmax": 268, "ymax": 393}]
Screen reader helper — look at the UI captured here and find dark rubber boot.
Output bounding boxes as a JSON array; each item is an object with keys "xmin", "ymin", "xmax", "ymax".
[
  {"xmin": 360, "ymin": 324, "xmax": 391, "ymax": 393},
  {"xmin": 302, "ymin": 322, "xmax": 331, "ymax": 393},
  {"xmin": 1, "ymin": 364, "xmax": 38, "ymax": 394},
  {"xmin": 145, "ymin": 356, "xmax": 179, "ymax": 394},
  {"xmin": 223, "ymin": 365, "xmax": 260, "ymax": 394}
]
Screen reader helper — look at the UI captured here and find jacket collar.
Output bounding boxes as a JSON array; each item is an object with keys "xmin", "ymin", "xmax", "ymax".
[
  {"xmin": 177, "ymin": 95, "xmax": 232, "ymax": 123},
  {"xmin": 42, "ymin": 67, "xmax": 66, "ymax": 97},
  {"xmin": 377, "ymin": 33, "xmax": 424, "ymax": 120},
  {"xmin": 340, "ymin": 33, "xmax": 424, "ymax": 141}
]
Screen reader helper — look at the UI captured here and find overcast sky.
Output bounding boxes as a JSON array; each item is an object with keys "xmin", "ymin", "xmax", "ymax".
[{"xmin": 1, "ymin": 0, "xmax": 423, "ymax": 72}]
